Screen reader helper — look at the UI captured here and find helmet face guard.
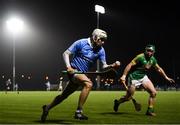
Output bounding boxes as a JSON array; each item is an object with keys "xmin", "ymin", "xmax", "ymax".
[
  {"xmin": 144, "ymin": 44, "xmax": 155, "ymax": 58},
  {"xmin": 145, "ymin": 44, "xmax": 155, "ymax": 53},
  {"xmin": 92, "ymin": 29, "xmax": 107, "ymax": 41}
]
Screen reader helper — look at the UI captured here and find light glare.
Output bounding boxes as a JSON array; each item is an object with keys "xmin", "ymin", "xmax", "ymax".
[
  {"xmin": 6, "ymin": 18, "xmax": 24, "ymax": 34},
  {"xmin": 95, "ymin": 5, "xmax": 105, "ymax": 14}
]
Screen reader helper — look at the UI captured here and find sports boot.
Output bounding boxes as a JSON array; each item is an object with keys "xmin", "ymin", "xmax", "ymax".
[
  {"xmin": 74, "ymin": 112, "xmax": 88, "ymax": 120},
  {"xmin": 113, "ymin": 99, "xmax": 120, "ymax": 112},
  {"xmin": 41, "ymin": 105, "xmax": 49, "ymax": 122}
]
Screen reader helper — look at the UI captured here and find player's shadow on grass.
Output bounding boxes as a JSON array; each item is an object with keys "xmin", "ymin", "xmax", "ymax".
[
  {"xmin": 100, "ymin": 112, "xmax": 131, "ymax": 115},
  {"xmin": 100, "ymin": 112, "xmax": 143, "ymax": 117},
  {"xmin": 35, "ymin": 119, "xmax": 74, "ymax": 124}
]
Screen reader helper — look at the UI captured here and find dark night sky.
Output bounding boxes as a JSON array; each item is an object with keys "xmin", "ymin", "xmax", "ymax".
[{"xmin": 0, "ymin": 0, "xmax": 179, "ymax": 88}]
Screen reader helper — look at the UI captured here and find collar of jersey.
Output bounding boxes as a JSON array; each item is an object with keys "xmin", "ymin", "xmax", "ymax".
[{"xmin": 87, "ymin": 37, "xmax": 93, "ymax": 48}]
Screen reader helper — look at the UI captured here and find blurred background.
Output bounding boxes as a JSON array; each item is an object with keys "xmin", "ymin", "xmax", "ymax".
[{"xmin": 0, "ymin": 0, "xmax": 179, "ymax": 91}]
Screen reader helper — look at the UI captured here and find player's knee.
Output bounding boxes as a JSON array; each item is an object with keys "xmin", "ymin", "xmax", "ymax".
[
  {"xmin": 85, "ymin": 81, "xmax": 93, "ymax": 89},
  {"xmin": 150, "ymin": 91, "xmax": 157, "ymax": 98}
]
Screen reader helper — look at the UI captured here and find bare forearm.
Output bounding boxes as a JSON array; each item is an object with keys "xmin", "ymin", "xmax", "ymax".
[
  {"xmin": 63, "ymin": 50, "xmax": 71, "ymax": 68},
  {"xmin": 157, "ymin": 67, "xmax": 169, "ymax": 79},
  {"xmin": 122, "ymin": 63, "xmax": 132, "ymax": 76},
  {"xmin": 120, "ymin": 63, "xmax": 132, "ymax": 81},
  {"xmin": 157, "ymin": 66, "xmax": 175, "ymax": 83},
  {"xmin": 102, "ymin": 61, "xmax": 120, "ymax": 69}
]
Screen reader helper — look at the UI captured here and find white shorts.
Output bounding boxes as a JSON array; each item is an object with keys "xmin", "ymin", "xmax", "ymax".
[{"xmin": 130, "ymin": 75, "xmax": 151, "ymax": 87}]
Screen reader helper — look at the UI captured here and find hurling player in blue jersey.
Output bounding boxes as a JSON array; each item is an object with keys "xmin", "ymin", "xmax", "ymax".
[{"xmin": 41, "ymin": 29, "xmax": 120, "ymax": 122}]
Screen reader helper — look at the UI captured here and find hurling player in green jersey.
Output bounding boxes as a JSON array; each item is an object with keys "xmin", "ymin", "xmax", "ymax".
[{"xmin": 114, "ymin": 44, "xmax": 175, "ymax": 116}]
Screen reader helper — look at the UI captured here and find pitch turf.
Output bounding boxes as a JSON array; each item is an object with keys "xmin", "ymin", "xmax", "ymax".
[{"xmin": 0, "ymin": 91, "xmax": 180, "ymax": 124}]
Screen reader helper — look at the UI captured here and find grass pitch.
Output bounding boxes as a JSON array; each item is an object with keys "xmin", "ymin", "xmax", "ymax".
[{"xmin": 0, "ymin": 91, "xmax": 180, "ymax": 124}]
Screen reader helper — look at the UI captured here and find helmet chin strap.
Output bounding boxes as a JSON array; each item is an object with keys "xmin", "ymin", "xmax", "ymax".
[
  {"xmin": 91, "ymin": 36, "xmax": 97, "ymax": 48},
  {"xmin": 92, "ymin": 36, "xmax": 99, "ymax": 45},
  {"xmin": 91, "ymin": 38, "xmax": 101, "ymax": 50}
]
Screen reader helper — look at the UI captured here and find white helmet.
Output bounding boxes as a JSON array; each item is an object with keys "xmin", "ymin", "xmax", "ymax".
[{"xmin": 92, "ymin": 29, "xmax": 107, "ymax": 40}]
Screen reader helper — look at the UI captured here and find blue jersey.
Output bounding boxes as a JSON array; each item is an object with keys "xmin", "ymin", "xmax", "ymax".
[{"xmin": 68, "ymin": 38, "xmax": 106, "ymax": 72}]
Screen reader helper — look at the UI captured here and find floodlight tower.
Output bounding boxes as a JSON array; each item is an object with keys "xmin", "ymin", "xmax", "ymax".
[
  {"xmin": 95, "ymin": 5, "xmax": 105, "ymax": 28},
  {"xmin": 6, "ymin": 17, "xmax": 24, "ymax": 91},
  {"xmin": 95, "ymin": 5, "xmax": 105, "ymax": 89}
]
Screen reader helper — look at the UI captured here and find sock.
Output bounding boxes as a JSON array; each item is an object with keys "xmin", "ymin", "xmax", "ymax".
[{"xmin": 147, "ymin": 106, "xmax": 154, "ymax": 113}]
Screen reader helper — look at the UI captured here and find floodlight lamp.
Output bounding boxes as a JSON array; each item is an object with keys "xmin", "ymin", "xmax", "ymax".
[
  {"xmin": 95, "ymin": 5, "xmax": 105, "ymax": 14},
  {"xmin": 6, "ymin": 18, "xmax": 24, "ymax": 34}
]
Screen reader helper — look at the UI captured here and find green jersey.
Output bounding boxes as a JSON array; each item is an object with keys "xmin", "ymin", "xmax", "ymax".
[{"xmin": 129, "ymin": 53, "xmax": 157, "ymax": 80}]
